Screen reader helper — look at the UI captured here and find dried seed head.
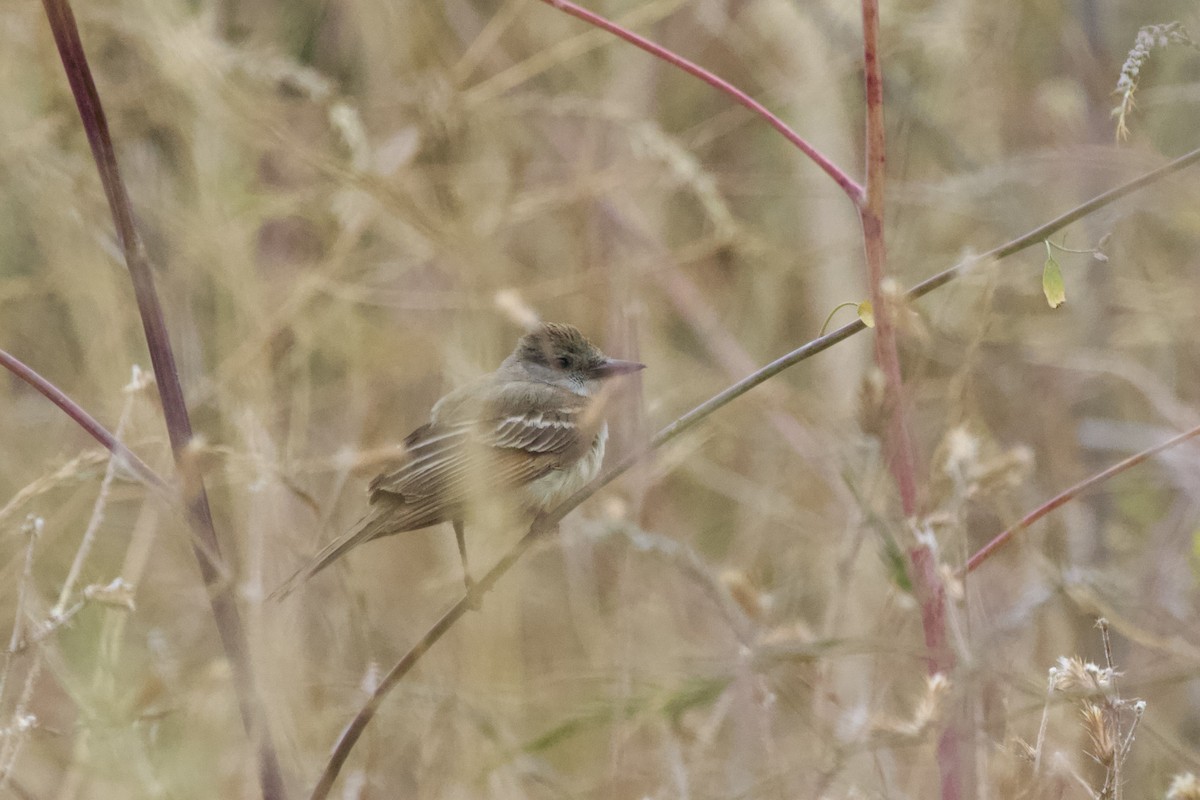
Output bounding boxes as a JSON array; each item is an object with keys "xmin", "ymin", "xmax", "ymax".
[
  {"xmin": 1081, "ymin": 702, "xmax": 1115, "ymax": 766},
  {"xmin": 1113, "ymin": 22, "xmax": 1196, "ymax": 139},
  {"xmin": 869, "ymin": 673, "xmax": 951, "ymax": 739},
  {"xmin": 1048, "ymin": 656, "xmax": 1117, "ymax": 696}
]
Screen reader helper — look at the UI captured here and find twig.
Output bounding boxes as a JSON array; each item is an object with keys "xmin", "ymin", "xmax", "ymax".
[
  {"xmin": 538, "ymin": 0, "xmax": 865, "ymax": 204},
  {"xmin": 52, "ymin": 368, "xmax": 145, "ymax": 619},
  {"xmin": 1117, "ymin": 701, "xmax": 1144, "ymax": 764},
  {"xmin": 0, "ymin": 519, "xmax": 41, "ymax": 702},
  {"xmin": 0, "ymin": 349, "xmax": 227, "ymax": 573},
  {"xmin": 909, "ymin": 146, "xmax": 1200, "ymax": 301},
  {"xmin": 0, "ymin": 349, "xmax": 164, "ymax": 495},
  {"xmin": 1098, "ymin": 618, "xmax": 1117, "ymax": 691},
  {"xmin": 0, "ymin": 518, "xmax": 43, "ymax": 791},
  {"xmin": 0, "ymin": 381, "xmax": 143, "ymax": 789},
  {"xmin": 37, "ymin": 1, "xmax": 286, "ymax": 796},
  {"xmin": 965, "ymin": 421, "xmax": 1200, "ymax": 573},
  {"xmin": 1032, "ymin": 675, "xmax": 1053, "ymax": 775}
]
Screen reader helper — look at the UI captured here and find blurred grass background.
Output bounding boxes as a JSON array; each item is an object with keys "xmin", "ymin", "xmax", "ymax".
[{"xmin": 3, "ymin": 0, "xmax": 1200, "ymax": 796}]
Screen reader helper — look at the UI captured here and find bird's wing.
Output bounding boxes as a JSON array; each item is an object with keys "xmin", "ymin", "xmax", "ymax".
[
  {"xmin": 368, "ymin": 381, "xmax": 589, "ymax": 503},
  {"xmin": 491, "ymin": 404, "xmax": 588, "ymax": 453},
  {"xmin": 270, "ymin": 382, "xmax": 593, "ymax": 600},
  {"xmin": 367, "ymin": 420, "xmax": 474, "ymax": 498}
]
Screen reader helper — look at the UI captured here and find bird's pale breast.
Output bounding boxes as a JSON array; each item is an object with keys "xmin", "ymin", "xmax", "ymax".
[{"xmin": 523, "ymin": 422, "xmax": 607, "ymax": 510}]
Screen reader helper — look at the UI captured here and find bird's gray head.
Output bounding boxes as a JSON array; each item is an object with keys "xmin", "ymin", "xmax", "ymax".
[{"xmin": 508, "ymin": 322, "xmax": 644, "ymax": 393}]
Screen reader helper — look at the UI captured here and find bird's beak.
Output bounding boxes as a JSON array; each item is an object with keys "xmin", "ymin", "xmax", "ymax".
[{"xmin": 590, "ymin": 358, "xmax": 646, "ymax": 378}]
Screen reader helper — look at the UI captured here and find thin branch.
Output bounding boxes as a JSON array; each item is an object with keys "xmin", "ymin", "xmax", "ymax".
[
  {"xmin": 966, "ymin": 421, "xmax": 1200, "ymax": 573},
  {"xmin": 0, "ymin": 517, "xmax": 41, "ymax": 711},
  {"xmin": 38, "ymin": 1, "xmax": 286, "ymax": 797},
  {"xmin": 52, "ymin": 369, "xmax": 144, "ymax": 619},
  {"xmin": 538, "ymin": 0, "xmax": 865, "ymax": 204},
  {"xmin": 0, "ymin": 349, "xmax": 165, "ymax": 494},
  {"xmin": 0, "ymin": 521, "xmax": 46, "ymax": 787},
  {"xmin": 0, "ymin": 349, "xmax": 228, "ymax": 573},
  {"xmin": 908, "ymin": 146, "xmax": 1200, "ymax": 300},
  {"xmin": 307, "ymin": 147, "xmax": 1200, "ymax": 798}
]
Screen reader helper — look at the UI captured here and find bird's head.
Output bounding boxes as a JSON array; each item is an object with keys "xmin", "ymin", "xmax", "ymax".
[{"xmin": 510, "ymin": 322, "xmax": 644, "ymax": 394}]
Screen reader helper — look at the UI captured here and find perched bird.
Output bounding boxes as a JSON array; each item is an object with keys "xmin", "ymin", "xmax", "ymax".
[{"xmin": 274, "ymin": 322, "xmax": 643, "ymax": 599}]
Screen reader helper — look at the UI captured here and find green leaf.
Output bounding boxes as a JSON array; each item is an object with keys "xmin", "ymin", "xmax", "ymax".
[
  {"xmin": 1043, "ymin": 251, "xmax": 1066, "ymax": 308},
  {"xmin": 857, "ymin": 300, "xmax": 875, "ymax": 328},
  {"xmin": 882, "ymin": 537, "xmax": 911, "ymax": 593}
]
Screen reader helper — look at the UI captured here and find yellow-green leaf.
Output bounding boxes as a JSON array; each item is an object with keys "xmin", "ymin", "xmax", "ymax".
[
  {"xmin": 857, "ymin": 300, "xmax": 875, "ymax": 328},
  {"xmin": 1043, "ymin": 252, "xmax": 1066, "ymax": 308}
]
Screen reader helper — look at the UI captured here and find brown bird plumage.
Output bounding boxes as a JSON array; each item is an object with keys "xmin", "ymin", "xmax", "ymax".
[{"xmin": 273, "ymin": 323, "xmax": 643, "ymax": 599}]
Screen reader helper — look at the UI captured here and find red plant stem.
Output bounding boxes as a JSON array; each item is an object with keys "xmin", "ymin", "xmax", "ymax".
[
  {"xmin": 540, "ymin": 0, "xmax": 865, "ymax": 205},
  {"xmin": 967, "ymin": 422, "xmax": 1200, "ymax": 573},
  {"xmin": 859, "ymin": 3, "xmax": 959, "ymax": 799},
  {"xmin": 38, "ymin": 1, "xmax": 286, "ymax": 797},
  {"xmin": 909, "ymin": 546, "xmax": 949, "ymax": 675},
  {"xmin": 0, "ymin": 349, "xmax": 166, "ymax": 493},
  {"xmin": 859, "ymin": 0, "xmax": 917, "ymax": 519}
]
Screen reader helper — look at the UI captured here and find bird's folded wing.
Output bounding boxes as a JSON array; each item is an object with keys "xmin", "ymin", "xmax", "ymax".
[
  {"xmin": 491, "ymin": 405, "xmax": 584, "ymax": 452},
  {"xmin": 368, "ymin": 384, "xmax": 588, "ymax": 503}
]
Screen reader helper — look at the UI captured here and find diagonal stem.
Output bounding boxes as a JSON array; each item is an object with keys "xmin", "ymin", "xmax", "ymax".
[
  {"xmin": 0, "ymin": 349, "xmax": 166, "ymax": 495},
  {"xmin": 966, "ymin": 422, "xmax": 1200, "ymax": 573},
  {"xmin": 539, "ymin": 0, "xmax": 865, "ymax": 204},
  {"xmin": 0, "ymin": 349, "xmax": 230, "ymax": 573}
]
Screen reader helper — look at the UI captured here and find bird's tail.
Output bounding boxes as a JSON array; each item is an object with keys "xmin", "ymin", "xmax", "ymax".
[{"xmin": 269, "ymin": 511, "xmax": 393, "ymax": 601}]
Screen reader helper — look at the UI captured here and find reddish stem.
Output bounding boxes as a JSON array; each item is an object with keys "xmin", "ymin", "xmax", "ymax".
[
  {"xmin": 859, "ymin": 0, "xmax": 917, "ymax": 518},
  {"xmin": 860, "ymin": 3, "xmax": 959, "ymax": 798},
  {"xmin": 0, "ymin": 349, "xmax": 166, "ymax": 493},
  {"xmin": 540, "ymin": 0, "xmax": 865, "ymax": 204},
  {"xmin": 967, "ymin": 422, "xmax": 1200, "ymax": 573}
]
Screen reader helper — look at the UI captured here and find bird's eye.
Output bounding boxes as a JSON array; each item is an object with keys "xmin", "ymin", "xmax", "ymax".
[{"xmin": 557, "ymin": 355, "xmax": 571, "ymax": 368}]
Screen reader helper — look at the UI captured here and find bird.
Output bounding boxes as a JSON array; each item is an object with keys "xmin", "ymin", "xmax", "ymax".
[{"xmin": 273, "ymin": 322, "xmax": 644, "ymax": 600}]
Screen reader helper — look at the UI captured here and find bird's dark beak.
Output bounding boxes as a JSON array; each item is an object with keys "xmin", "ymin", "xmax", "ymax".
[{"xmin": 590, "ymin": 358, "xmax": 646, "ymax": 378}]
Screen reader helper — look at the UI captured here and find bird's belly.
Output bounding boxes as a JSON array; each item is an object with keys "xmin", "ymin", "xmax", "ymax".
[{"xmin": 524, "ymin": 423, "xmax": 607, "ymax": 511}]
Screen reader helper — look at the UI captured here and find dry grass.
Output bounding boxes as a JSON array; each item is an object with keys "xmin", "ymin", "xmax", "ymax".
[{"xmin": 2, "ymin": 0, "xmax": 1200, "ymax": 797}]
